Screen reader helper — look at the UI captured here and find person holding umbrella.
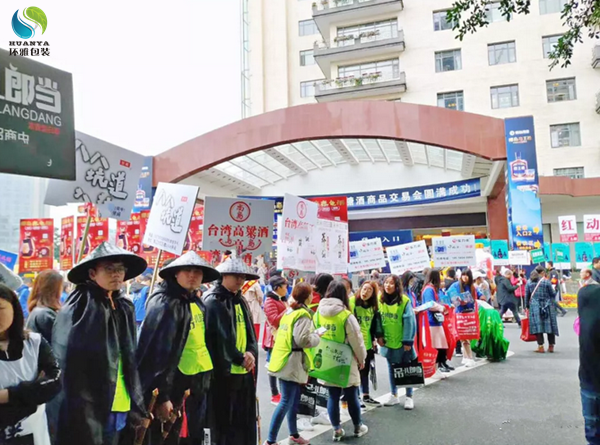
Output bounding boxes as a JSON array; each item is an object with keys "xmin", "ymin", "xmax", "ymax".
[{"xmin": 136, "ymin": 251, "xmax": 221, "ymax": 444}]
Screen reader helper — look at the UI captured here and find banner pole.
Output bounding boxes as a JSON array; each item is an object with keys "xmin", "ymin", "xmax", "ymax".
[
  {"xmin": 77, "ymin": 211, "xmax": 93, "ymax": 264},
  {"xmin": 149, "ymin": 249, "xmax": 163, "ymax": 294}
]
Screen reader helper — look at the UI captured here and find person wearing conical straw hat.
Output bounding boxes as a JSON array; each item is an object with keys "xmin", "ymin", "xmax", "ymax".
[
  {"xmin": 52, "ymin": 242, "xmax": 148, "ymax": 445},
  {"xmin": 204, "ymin": 256, "xmax": 260, "ymax": 445},
  {"xmin": 136, "ymin": 251, "xmax": 220, "ymax": 444}
]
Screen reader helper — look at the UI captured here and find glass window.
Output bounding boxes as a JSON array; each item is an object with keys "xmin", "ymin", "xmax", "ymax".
[
  {"xmin": 546, "ymin": 78, "xmax": 577, "ymax": 102},
  {"xmin": 540, "ymin": 0, "xmax": 567, "ymax": 14},
  {"xmin": 486, "ymin": 2, "xmax": 508, "ymax": 22},
  {"xmin": 299, "ymin": 19, "xmax": 318, "ymax": 36},
  {"xmin": 300, "ymin": 49, "xmax": 315, "ymax": 66},
  {"xmin": 336, "ymin": 19, "xmax": 398, "ymax": 46},
  {"xmin": 490, "ymin": 84, "xmax": 519, "ymax": 109},
  {"xmin": 300, "ymin": 80, "xmax": 317, "ymax": 98},
  {"xmin": 542, "ymin": 35, "xmax": 561, "ymax": 58},
  {"xmin": 488, "ymin": 41, "xmax": 516, "ymax": 65},
  {"xmin": 550, "ymin": 123, "xmax": 581, "ymax": 148},
  {"xmin": 433, "ymin": 10, "xmax": 453, "ymax": 31},
  {"xmin": 437, "ymin": 91, "xmax": 464, "ymax": 111},
  {"xmin": 435, "ymin": 49, "xmax": 462, "ymax": 72},
  {"xmin": 338, "ymin": 58, "xmax": 400, "ymax": 80},
  {"xmin": 553, "ymin": 167, "xmax": 584, "ymax": 179}
]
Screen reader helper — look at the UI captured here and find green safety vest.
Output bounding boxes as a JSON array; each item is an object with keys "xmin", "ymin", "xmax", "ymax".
[
  {"xmin": 313, "ymin": 308, "xmax": 351, "ymax": 344},
  {"xmin": 378, "ymin": 295, "xmax": 410, "ymax": 350},
  {"xmin": 178, "ymin": 302, "xmax": 214, "ymax": 375},
  {"xmin": 349, "ymin": 296, "xmax": 374, "ymax": 350},
  {"xmin": 111, "ymin": 356, "xmax": 131, "ymax": 412},
  {"xmin": 268, "ymin": 308, "xmax": 313, "ymax": 373},
  {"xmin": 231, "ymin": 303, "xmax": 249, "ymax": 375}
]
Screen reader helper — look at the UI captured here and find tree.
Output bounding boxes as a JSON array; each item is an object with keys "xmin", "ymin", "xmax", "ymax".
[{"xmin": 446, "ymin": 0, "xmax": 600, "ymax": 68}]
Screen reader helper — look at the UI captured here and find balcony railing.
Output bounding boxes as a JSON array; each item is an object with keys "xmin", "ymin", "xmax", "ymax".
[
  {"xmin": 314, "ymin": 29, "xmax": 404, "ymax": 51},
  {"xmin": 315, "ymin": 71, "xmax": 406, "ymax": 101},
  {"xmin": 593, "ymin": 45, "xmax": 600, "ymax": 69},
  {"xmin": 313, "ymin": 0, "xmax": 387, "ymax": 12}
]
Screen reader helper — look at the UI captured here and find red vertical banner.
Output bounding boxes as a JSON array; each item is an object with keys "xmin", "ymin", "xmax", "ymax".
[
  {"xmin": 77, "ymin": 216, "xmax": 109, "ymax": 258},
  {"xmin": 60, "ymin": 216, "xmax": 74, "ymax": 271},
  {"xmin": 186, "ymin": 204, "xmax": 204, "ymax": 253},
  {"xmin": 308, "ymin": 197, "xmax": 348, "ymax": 222},
  {"xmin": 116, "ymin": 214, "xmax": 142, "ymax": 255},
  {"xmin": 19, "ymin": 218, "xmax": 54, "ymax": 272}
]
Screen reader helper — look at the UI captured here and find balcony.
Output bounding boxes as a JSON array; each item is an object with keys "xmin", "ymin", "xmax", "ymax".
[
  {"xmin": 315, "ymin": 71, "xmax": 406, "ymax": 102},
  {"xmin": 312, "ymin": 0, "xmax": 404, "ymax": 43},
  {"xmin": 593, "ymin": 45, "xmax": 600, "ymax": 68},
  {"xmin": 314, "ymin": 30, "xmax": 405, "ymax": 76}
]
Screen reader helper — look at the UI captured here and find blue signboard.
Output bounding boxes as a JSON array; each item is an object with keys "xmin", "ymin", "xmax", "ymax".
[
  {"xmin": 132, "ymin": 156, "xmax": 154, "ymax": 213},
  {"xmin": 349, "ymin": 230, "xmax": 413, "ymax": 247},
  {"xmin": 0, "ymin": 249, "xmax": 18, "ymax": 271},
  {"xmin": 504, "ymin": 117, "xmax": 543, "ymax": 251},
  {"xmin": 575, "ymin": 242, "xmax": 594, "ymax": 268},
  {"xmin": 490, "ymin": 240, "xmax": 509, "ymax": 262}
]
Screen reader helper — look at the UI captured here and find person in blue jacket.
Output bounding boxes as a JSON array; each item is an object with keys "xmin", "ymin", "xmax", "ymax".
[
  {"xmin": 132, "ymin": 272, "xmax": 152, "ymax": 328},
  {"xmin": 16, "ymin": 275, "xmax": 32, "ymax": 318}
]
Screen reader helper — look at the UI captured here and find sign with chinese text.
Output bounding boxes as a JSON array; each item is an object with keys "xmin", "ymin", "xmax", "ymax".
[
  {"xmin": 0, "ymin": 48, "xmax": 75, "ymax": 180},
  {"xmin": 508, "ymin": 250, "xmax": 530, "ymax": 266},
  {"xmin": 491, "ymin": 240, "xmax": 510, "ymax": 266},
  {"xmin": 185, "ymin": 205, "xmax": 204, "ymax": 253},
  {"xmin": 574, "ymin": 242, "xmax": 593, "ymax": 270},
  {"xmin": 558, "ymin": 215, "xmax": 578, "ymax": 243},
  {"xmin": 76, "ymin": 216, "xmax": 109, "ymax": 258},
  {"xmin": 278, "ymin": 194, "xmax": 319, "ymax": 272},
  {"xmin": 308, "ymin": 338, "xmax": 353, "ymax": 387},
  {"xmin": 432, "ymin": 235, "xmax": 476, "ymax": 268},
  {"xmin": 18, "ymin": 218, "xmax": 53, "ymax": 272},
  {"xmin": 551, "ymin": 243, "xmax": 571, "ymax": 270},
  {"xmin": 132, "ymin": 156, "xmax": 154, "ymax": 212},
  {"xmin": 308, "ymin": 197, "xmax": 348, "ymax": 222},
  {"xmin": 504, "ymin": 116, "xmax": 544, "ymax": 251},
  {"xmin": 349, "ymin": 230, "xmax": 413, "ymax": 247},
  {"xmin": 0, "ymin": 249, "xmax": 18, "ymax": 271},
  {"xmin": 584, "ymin": 215, "xmax": 600, "ymax": 242},
  {"xmin": 315, "ymin": 219, "xmax": 348, "ymax": 275},
  {"xmin": 455, "ymin": 310, "xmax": 481, "ymax": 341},
  {"xmin": 530, "ymin": 248, "xmax": 545, "ymax": 264},
  {"xmin": 116, "ymin": 214, "xmax": 142, "ymax": 255},
  {"xmin": 143, "ymin": 182, "xmax": 198, "ymax": 256},
  {"xmin": 139, "ymin": 210, "xmax": 175, "ymax": 266},
  {"xmin": 45, "ymin": 132, "xmax": 145, "ymax": 220},
  {"xmin": 202, "ymin": 197, "xmax": 273, "ymax": 258},
  {"xmin": 59, "ymin": 216, "xmax": 74, "ymax": 271},
  {"xmin": 348, "ymin": 238, "xmax": 386, "ymax": 273},
  {"xmin": 387, "ymin": 241, "xmax": 431, "ymax": 275}
]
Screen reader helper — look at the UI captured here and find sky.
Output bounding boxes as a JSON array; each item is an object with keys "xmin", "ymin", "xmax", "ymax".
[{"xmin": 0, "ymin": 1, "xmax": 243, "ymax": 156}]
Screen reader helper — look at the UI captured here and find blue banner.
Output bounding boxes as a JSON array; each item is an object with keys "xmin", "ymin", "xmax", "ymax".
[
  {"xmin": 349, "ymin": 230, "xmax": 413, "ymax": 247},
  {"xmin": 552, "ymin": 243, "xmax": 571, "ymax": 268},
  {"xmin": 504, "ymin": 116, "xmax": 543, "ymax": 251},
  {"xmin": 0, "ymin": 249, "xmax": 18, "ymax": 270},
  {"xmin": 132, "ymin": 156, "xmax": 154, "ymax": 213},
  {"xmin": 575, "ymin": 242, "xmax": 594, "ymax": 269}
]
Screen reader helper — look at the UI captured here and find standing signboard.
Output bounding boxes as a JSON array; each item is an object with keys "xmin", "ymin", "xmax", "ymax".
[
  {"xmin": 45, "ymin": 132, "xmax": 145, "ymax": 220},
  {"xmin": 508, "ymin": 250, "xmax": 530, "ymax": 266},
  {"xmin": 59, "ymin": 216, "xmax": 74, "ymax": 271},
  {"xmin": 387, "ymin": 241, "xmax": 431, "ymax": 275},
  {"xmin": 551, "ymin": 243, "xmax": 571, "ymax": 270},
  {"xmin": 530, "ymin": 249, "xmax": 545, "ymax": 265},
  {"xmin": 143, "ymin": 183, "xmax": 199, "ymax": 256},
  {"xmin": 348, "ymin": 238, "xmax": 386, "ymax": 273},
  {"xmin": 116, "ymin": 214, "xmax": 142, "ymax": 255},
  {"xmin": 18, "ymin": 218, "xmax": 54, "ymax": 272},
  {"xmin": 315, "ymin": 219, "xmax": 348, "ymax": 275},
  {"xmin": 76, "ymin": 216, "xmax": 109, "ymax": 258},
  {"xmin": 432, "ymin": 235, "xmax": 476, "ymax": 268},
  {"xmin": 558, "ymin": 215, "xmax": 578, "ymax": 243},
  {"xmin": 277, "ymin": 194, "xmax": 318, "ymax": 272},
  {"xmin": 574, "ymin": 242, "xmax": 594, "ymax": 269},
  {"xmin": 584, "ymin": 215, "xmax": 600, "ymax": 242},
  {"xmin": 491, "ymin": 240, "xmax": 510, "ymax": 266},
  {"xmin": 0, "ymin": 48, "xmax": 76, "ymax": 180}
]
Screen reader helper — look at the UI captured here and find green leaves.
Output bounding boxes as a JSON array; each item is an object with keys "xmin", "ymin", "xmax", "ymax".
[{"xmin": 25, "ymin": 6, "xmax": 48, "ymax": 35}]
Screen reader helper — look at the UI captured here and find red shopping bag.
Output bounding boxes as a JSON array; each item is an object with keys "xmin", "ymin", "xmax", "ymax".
[
  {"xmin": 417, "ymin": 312, "xmax": 438, "ymax": 379},
  {"xmin": 520, "ymin": 311, "xmax": 537, "ymax": 342},
  {"xmin": 443, "ymin": 307, "xmax": 458, "ymax": 361},
  {"xmin": 455, "ymin": 304, "xmax": 481, "ymax": 341}
]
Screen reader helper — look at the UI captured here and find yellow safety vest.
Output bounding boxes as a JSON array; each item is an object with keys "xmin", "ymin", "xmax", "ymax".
[
  {"xmin": 231, "ymin": 303, "xmax": 249, "ymax": 375},
  {"xmin": 313, "ymin": 308, "xmax": 351, "ymax": 344},
  {"xmin": 268, "ymin": 308, "xmax": 313, "ymax": 373},
  {"xmin": 379, "ymin": 295, "xmax": 410, "ymax": 350},
  {"xmin": 178, "ymin": 302, "xmax": 214, "ymax": 375},
  {"xmin": 111, "ymin": 356, "xmax": 131, "ymax": 412},
  {"xmin": 349, "ymin": 296, "xmax": 374, "ymax": 350}
]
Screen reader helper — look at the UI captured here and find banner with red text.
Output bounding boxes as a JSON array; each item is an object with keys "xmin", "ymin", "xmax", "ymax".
[
  {"xmin": 59, "ymin": 216, "xmax": 75, "ymax": 271},
  {"xmin": 308, "ymin": 197, "xmax": 348, "ymax": 223},
  {"xmin": 558, "ymin": 215, "xmax": 578, "ymax": 243},
  {"xmin": 77, "ymin": 216, "xmax": 109, "ymax": 259},
  {"xmin": 19, "ymin": 218, "xmax": 54, "ymax": 272}
]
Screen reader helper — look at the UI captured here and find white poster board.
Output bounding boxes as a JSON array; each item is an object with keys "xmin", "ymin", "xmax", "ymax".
[
  {"xmin": 45, "ymin": 132, "xmax": 144, "ymax": 220},
  {"xmin": 277, "ymin": 194, "xmax": 318, "ymax": 272},
  {"xmin": 315, "ymin": 219, "xmax": 348, "ymax": 275},
  {"xmin": 432, "ymin": 235, "xmax": 477, "ymax": 268},
  {"xmin": 142, "ymin": 182, "xmax": 199, "ymax": 255},
  {"xmin": 508, "ymin": 250, "xmax": 531, "ymax": 266},
  {"xmin": 558, "ymin": 215, "xmax": 578, "ymax": 242},
  {"xmin": 202, "ymin": 197, "xmax": 274, "ymax": 257},
  {"xmin": 348, "ymin": 238, "xmax": 386, "ymax": 273},
  {"xmin": 387, "ymin": 240, "xmax": 431, "ymax": 275},
  {"xmin": 583, "ymin": 215, "xmax": 600, "ymax": 242}
]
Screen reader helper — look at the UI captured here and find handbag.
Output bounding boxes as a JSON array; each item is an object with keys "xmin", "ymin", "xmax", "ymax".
[
  {"xmin": 442, "ymin": 307, "xmax": 458, "ymax": 361},
  {"xmin": 392, "ymin": 362, "xmax": 425, "ymax": 388},
  {"xmin": 417, "ymin": 312, "xmax": 438, "ymax": 379}
]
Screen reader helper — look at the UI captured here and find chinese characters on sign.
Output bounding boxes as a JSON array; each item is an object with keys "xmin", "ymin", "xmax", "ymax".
[
  {"xmin": 387, "ymin": 241, "xmax": 431, "ymax": 275},
  {"xmin": 348, "ymin": 238, "xmax": 386, "ymax": 273},
  {"xmin": 185, "ymin": 205, "xmax": 204, "ymax": 254},
  {"xmin": 508, "ymin": 250, "xmax": 530, "ymax": 266},
  {"xmin": 278, "ymin": 194, "xmax": 319, "ymax": 272},
  {"xmin": 133, "ymin": 156, "xmax": 154, "ymax": 212},
  {"xmin": 308, "ymin": 197, "xmax": 348, "ymax": 222},
  {"xmin": 0, "ymin": 249, "xmax": 18, "ymax": 271},
  {"xmin": 76, "ymin": 216, "xmax": 109, "ymax": 258},
  {"xmin": 583, "ymin": 215, "xmax": 600, "ymax": 242},
  {"xmin": 116, "ymin": 214, "xmax": 142, "ymax": 255},
  {"xmin": 432, "ymin": 235, "xmax": 477, "ymax": 268},
  {"xmin": 59, "ymin": 216, "xmax": 74, "ymax": 271},
  {"xmin": 558, "ymin": 215, "xmax": 578, "ymax": 243},
  {"xmin": 18, "ymin": 218, "xmax": 54, "ymax": 272},
  {"xmin": 315, "ymin": 219, "xmax": 348, "ymax": 275}
]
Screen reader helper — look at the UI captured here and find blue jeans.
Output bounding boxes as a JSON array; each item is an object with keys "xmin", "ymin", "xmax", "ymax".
[
  {"xmin": 327, "ymin": 386, "xmax": 361, "ymax": 431},
  {"xmin": 387, "ymin": 359, "xmax": 413, "ymax": 398},
  {"xmin": 581, "ymin": 388, "xmax": 600, "ymax": 444},
  {"xmin": 267, "ymin": 379, "xmax": 301, "ymax": 442}
]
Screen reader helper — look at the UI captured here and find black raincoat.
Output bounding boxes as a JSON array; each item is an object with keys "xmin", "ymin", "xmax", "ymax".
[
  {"xmin": 203, "ymin": 283, "xmax": 258, "ymax": 445},
  {"xmin": 51, "ymin": 282, "xmax": 145, "ymax": 445}
]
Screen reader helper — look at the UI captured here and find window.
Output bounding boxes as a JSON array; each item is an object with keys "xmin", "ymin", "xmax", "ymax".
[
  {"xmin": 437, "ymin": 91, "xmax": 464, "ymax": 111},
  {"xmin": 435, "ymin": 49, "xmax": 462, "ymax": 72},
  {"xmin": 546, "ymin": 78, "xmax": 577, "ymax": 102},
  {"xmin": 433, "ymin": 10, "xmax": 453, "ymax": 31},
  {"xmin": 490, "ymin": 84, "xmax": 519, "ymax": 109},
  {"xmin": 336, "ymin": 19, "xmax": 398, "ymax": 46},
  {"xmin": 299, "ymin": 19, "xmax": 318, "ymax": 36},
  {"xmin": 486, "ymin": 2, "xmax": 508, "ymax": 22},
  {"xmin": 540, "ymin": 0, "xmax": 567, "ymax": 14},
  {"xmin": 338, "ymin": 58, "xmax": 400, "ymax": 80},
  {"xmin": 300, "ymin": 80, "xmax": 317, "ymax": 98},
  {"xmin": 542, "ymin": 35, "xmax": 561, "ymax": 58},
  {"xmin": 300, "ymin": 50, "xmax": 315, "ymax": 66},
  {"xmin": 488, "ymin": 41, "xmax": 516, "ymax": 65},
  {"xmin": 553, "ymin": 167, "xmax": 584, "ymax": 179},
  {"xmin": 550, "ymin": 123, "xmax": 581, "ymax": 147}
]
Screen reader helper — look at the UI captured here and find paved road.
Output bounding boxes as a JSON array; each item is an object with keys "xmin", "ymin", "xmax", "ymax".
[{"xmin": 255, "ymin": 312, "xmax": 586, "ymax": 445}]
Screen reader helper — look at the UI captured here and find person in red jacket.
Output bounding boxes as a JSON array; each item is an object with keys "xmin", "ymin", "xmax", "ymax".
[{"xmin": 262, "ymin": 275, "xmax": 289, "ymax": 405}]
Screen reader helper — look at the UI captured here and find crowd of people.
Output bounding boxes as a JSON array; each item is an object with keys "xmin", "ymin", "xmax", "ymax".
[{"xmin": 0, "ymin": 244, "xmax": 599, "ymax": 444}]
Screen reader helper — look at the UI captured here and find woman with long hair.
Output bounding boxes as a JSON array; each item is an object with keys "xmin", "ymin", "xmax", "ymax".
[
  {"xmin": 0, "ymin": 283, "xmax": 61, "ymax": 442},
  {"xmin": 401, "ymin": 271, "xmax": 418, "ymax": 308},
  {"xmin": 448, "ymin": 269, "xmax": 481, "ymax": 367},
  {"xmin": 310, "ymin": 273, "xmax": 334, "ymax": 311},
  {"xmin": 422, "ymin": 269, "xmax": 453, "ymax": 377},
  {"xmin": 350, "ymin": 280, "xmax": 383, "ymax": 407},
  {"xmin": 26, "ymin": 270, "xmax": 63, "ymax": 344},
  {"xmin": 377, "ymin": 275, "xmax": 418, "ymax": 409}
]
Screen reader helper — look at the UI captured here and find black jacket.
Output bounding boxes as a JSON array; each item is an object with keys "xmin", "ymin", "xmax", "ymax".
[
  {"xmin": 496, "ymin": 277, "xmax": 519, "ymax": 306},
  {"xmin": 203, "ymin": 283, "xmax": 258, "ymax": 377},
  {"xmin": 52, "ymin": 282, "xmax": 145, "ymax": 445},
  {"xmin": 578, "ymin": 284, "xmax": 600, "ymax": 392},
  {"xmin": 136, "ymin": 280, "xmax": 211, "ymax": 406},
  {"xmin": 25, "ymin": 306, "xmax": 57, "ymax": 344}
]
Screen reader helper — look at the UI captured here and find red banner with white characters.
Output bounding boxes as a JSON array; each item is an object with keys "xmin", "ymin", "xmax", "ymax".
[
  {"xmin": 19, "ymin": 218, "xmax": 54, "ymax": 272},
  {"xmin": 59, "ymin": 216, "xmax": 75, "ymax": 271},
  {"xmin": 308, "ymin": 197, "xmax": 348, "ymax": 222},
  {"xmin": 116, "ymin": 213, "xmax": 142, "ymax": 255},
  {"xmin": 139, "ymin": 210, "xmax": 175, "ymax": 268},
  {"xmin": 76, "ymin": 216, "xmax": 109, "ymax": 259},
  {"xmin": 185, "ymin": 205, "xmax": 204, "ymax": 253}
]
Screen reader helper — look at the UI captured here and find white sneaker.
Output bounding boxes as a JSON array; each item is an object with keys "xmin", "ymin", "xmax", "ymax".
[
  {"xmin": 354, "ymin": 424, "xmax": 369, "ymax": 438},
  {"xmin": 383, "ymin": 394, "xmax": 400, "ymax": 406},
  {"xmin": 434, "ymin": 370, "xmax": 448, "ymax": 380},
  {"xmin": 461, "ymin": 357, "xmax": 468, "ymax": 365},
  {"xmin": 465, "ymin": 359, "xmax": 476, "ymax": 368},
  {"xmin": 298, "ymin": 417, "xmax": 314, "ymax": 431},
  {"xmin": 404, "ymin": 397, "xmax": 414, "ymax": 410},
  {"xmin": 310, "ymin": 411, "xmax": 330, "ymax": 425}
]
